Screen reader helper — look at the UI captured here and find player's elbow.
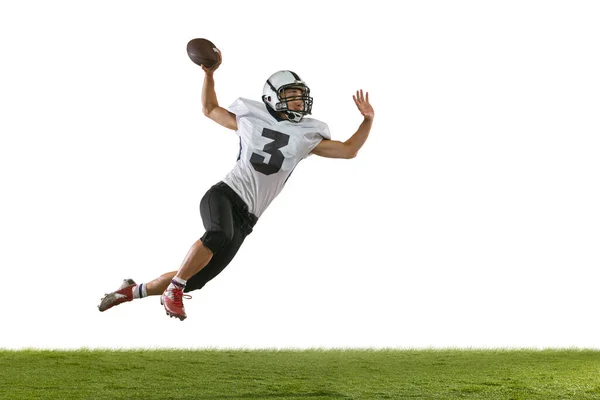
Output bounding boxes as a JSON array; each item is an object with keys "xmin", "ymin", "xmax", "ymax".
[
  {"xmin": 202, "ymin": 102, "xmax": 220, "ymax": 117},
  {"xmin": 202, "ymin": 106, "xmax": 213, "ymax": 117},
  {"xmin": 344, "ymin": 144, "xmax": 358, "ymax": 159}
]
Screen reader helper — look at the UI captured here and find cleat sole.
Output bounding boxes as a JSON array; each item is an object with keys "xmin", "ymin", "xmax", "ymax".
[
  {"xmin": 161, "ymin": 294, "xmax": 187, "ymax": 321},
  {"xmin": 165, "ymin": 310, "xmax": 186, "ymax": 321}
]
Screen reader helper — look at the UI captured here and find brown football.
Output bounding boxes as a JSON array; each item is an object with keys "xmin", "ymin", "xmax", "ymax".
[{"xmin": 186, "ymin": 38, "xmax": 219, "ymax": 68}]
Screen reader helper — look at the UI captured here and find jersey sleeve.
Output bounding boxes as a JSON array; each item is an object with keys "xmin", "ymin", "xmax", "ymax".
[
  {"xmin": 226, "ymin": 98, "xmax": 249, "ymax": 134},
  {"xmin": 319, "ymin": 122, "xmax": 331, "ymax": 140},
  {"xmin": 304, "ymin": 122, "xmax": 331, "ymax": 159}
]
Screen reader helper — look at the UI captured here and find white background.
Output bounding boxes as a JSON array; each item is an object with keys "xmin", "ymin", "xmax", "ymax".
[{"xmin": 1, "ymin": 1, "xmax": 599, "ymax": 350}]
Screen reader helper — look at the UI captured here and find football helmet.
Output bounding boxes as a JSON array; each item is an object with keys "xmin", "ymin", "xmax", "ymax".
[{"xmin": 262, "ymin": 70, "xmax": 313, "ymax": 123}]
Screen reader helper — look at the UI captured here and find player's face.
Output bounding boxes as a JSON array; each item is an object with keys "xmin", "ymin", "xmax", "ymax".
[{"xmin": 282, "ymin": 88, "xmax": 305, "ymax": 111}]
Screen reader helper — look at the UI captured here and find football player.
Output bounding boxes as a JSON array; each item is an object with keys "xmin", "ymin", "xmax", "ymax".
[{"xmin": 99, "ymin": 49, "xmax": 374, "ymax": 320}]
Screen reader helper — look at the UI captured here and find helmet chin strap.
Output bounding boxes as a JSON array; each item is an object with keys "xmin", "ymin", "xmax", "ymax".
[{"xmin": 285, "ymin": 111, "xmax": 302, "ymax": 122}]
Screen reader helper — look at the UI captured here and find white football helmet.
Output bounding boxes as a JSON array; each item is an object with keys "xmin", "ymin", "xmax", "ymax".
[{"xmin": 262, "ymin": 70, "xmax": 313, "ymax": 123}]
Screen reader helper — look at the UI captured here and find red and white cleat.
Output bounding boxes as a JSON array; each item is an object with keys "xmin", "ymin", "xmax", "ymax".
[
  {"xmin": 161, "ymin": 286, "xmax": 191, "ymax": 321},
  {"xmin": 98, "ymin": 279, "xmax": 136, "ymax": 312}
]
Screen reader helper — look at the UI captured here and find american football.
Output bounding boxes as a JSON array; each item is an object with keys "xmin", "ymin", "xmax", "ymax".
[{"xmin": 186, "ymin": 38, "xmax": 219, "ymax": 68}]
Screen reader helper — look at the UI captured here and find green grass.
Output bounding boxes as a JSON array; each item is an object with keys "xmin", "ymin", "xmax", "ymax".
[{"xmin": 1, "ymin": 349, "xmax": 600, "ymax": 399}]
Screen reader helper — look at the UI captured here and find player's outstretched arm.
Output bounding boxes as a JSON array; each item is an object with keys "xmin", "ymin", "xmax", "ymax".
[
  {"xmin": 201, "ymin": 50, "xmax": 237, "ymax": 131},
  {"xmin": 312, "ymin": 90, "xmax": 374, "ymax": 159}
]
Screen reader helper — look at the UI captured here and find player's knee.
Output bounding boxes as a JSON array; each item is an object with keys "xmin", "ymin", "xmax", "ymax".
[{"xmin": 201, "ymin": 230, "xmax": 233, "ymax": 254}]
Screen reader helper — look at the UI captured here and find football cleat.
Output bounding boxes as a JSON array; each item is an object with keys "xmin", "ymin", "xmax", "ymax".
[
  {"xmin": 161, "ymin": 286, "xmax": 192, "ymax": 321},
  {"xmin": 118, "ymin": 279, "xmax": 136, "ymax": 290},
  {"xmin": 98, "ymin": 279, "xmax": 137, "ymax": 312}
]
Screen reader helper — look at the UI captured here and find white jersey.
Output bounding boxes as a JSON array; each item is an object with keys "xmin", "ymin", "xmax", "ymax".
[{"xmin": 222, "ymin": 97, "xmax": 330, "ymax": 218}]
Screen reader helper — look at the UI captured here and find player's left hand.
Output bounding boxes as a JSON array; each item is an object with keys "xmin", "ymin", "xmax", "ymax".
[{"xmin": 353, "ymin": 89, "xmax": 374, "ymax": 121}]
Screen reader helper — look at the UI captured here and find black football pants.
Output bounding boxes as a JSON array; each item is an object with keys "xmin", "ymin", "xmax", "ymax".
[{"xmin": 185, "ymin": 181, "xmax": 258, "ymax": 292}]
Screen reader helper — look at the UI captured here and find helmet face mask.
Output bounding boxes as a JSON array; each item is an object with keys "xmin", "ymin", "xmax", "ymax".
[
  {"xmin": 263, "ymin": 71, "xmax": 313, "ymax": 123},
  {"xmin": 275, "ymin": 84, "xmax": 312, "ymax": 114}
]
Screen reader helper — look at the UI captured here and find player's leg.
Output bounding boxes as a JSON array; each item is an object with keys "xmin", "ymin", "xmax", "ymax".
[
  {"xmin": 99, "ymin": 241, "xmax": 213, "ymax": 312},
  {"xmin": 98, "ymin": 241, "xmax": 215, "ymax": 311},
  {"xmin": 99, "ymin": 183, "xmax": 252, "ymax": 316},
  {"xmin": 174, "ymin": 238, "xmax": 215, "ymax": 281},
  {"xmin": 109, "ymin": 235, "xmax": 218, "ymax": 301},
  {"xmin": 98, "ymin": 265, "xmax": 194, "ymax": 312},
  {"xmin": 145, "ymin": 271, "xmax": 177, "ymax": 295},
  {"xmin": 98, "ymin": 271, "xmax": 178, "ymax": 311},
  {"xmin": 185, "ymin": 224, "xmax": 246, "ymax": 292},
  {"xmin": 162, "ymin": 184, "xmax": 236, "ymax": 320},
  {"xmin": 185, "ymin": 182, "xmax": 258, "ymax": 292},
  {"xmin": 148, "ymin": 219, "xmax": 247, "ymax": 297},
  {"xmin": 155, "ymin": 234, "xmax": 244, "ymax": 319},
  {"xmin": 98, "ymin": 191, "xmax": 228, "ymax": 314}
]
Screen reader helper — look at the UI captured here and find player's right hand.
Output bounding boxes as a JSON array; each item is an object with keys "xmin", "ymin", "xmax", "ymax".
[{"xmin": 201, "ymin": 49, "xmax": 222, "ymax": 74}]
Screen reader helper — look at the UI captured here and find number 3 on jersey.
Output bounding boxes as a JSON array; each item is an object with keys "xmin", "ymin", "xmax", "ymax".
[{"xmin": 250, "ymin": 128, "xmax": 290, "ymax": 176}]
